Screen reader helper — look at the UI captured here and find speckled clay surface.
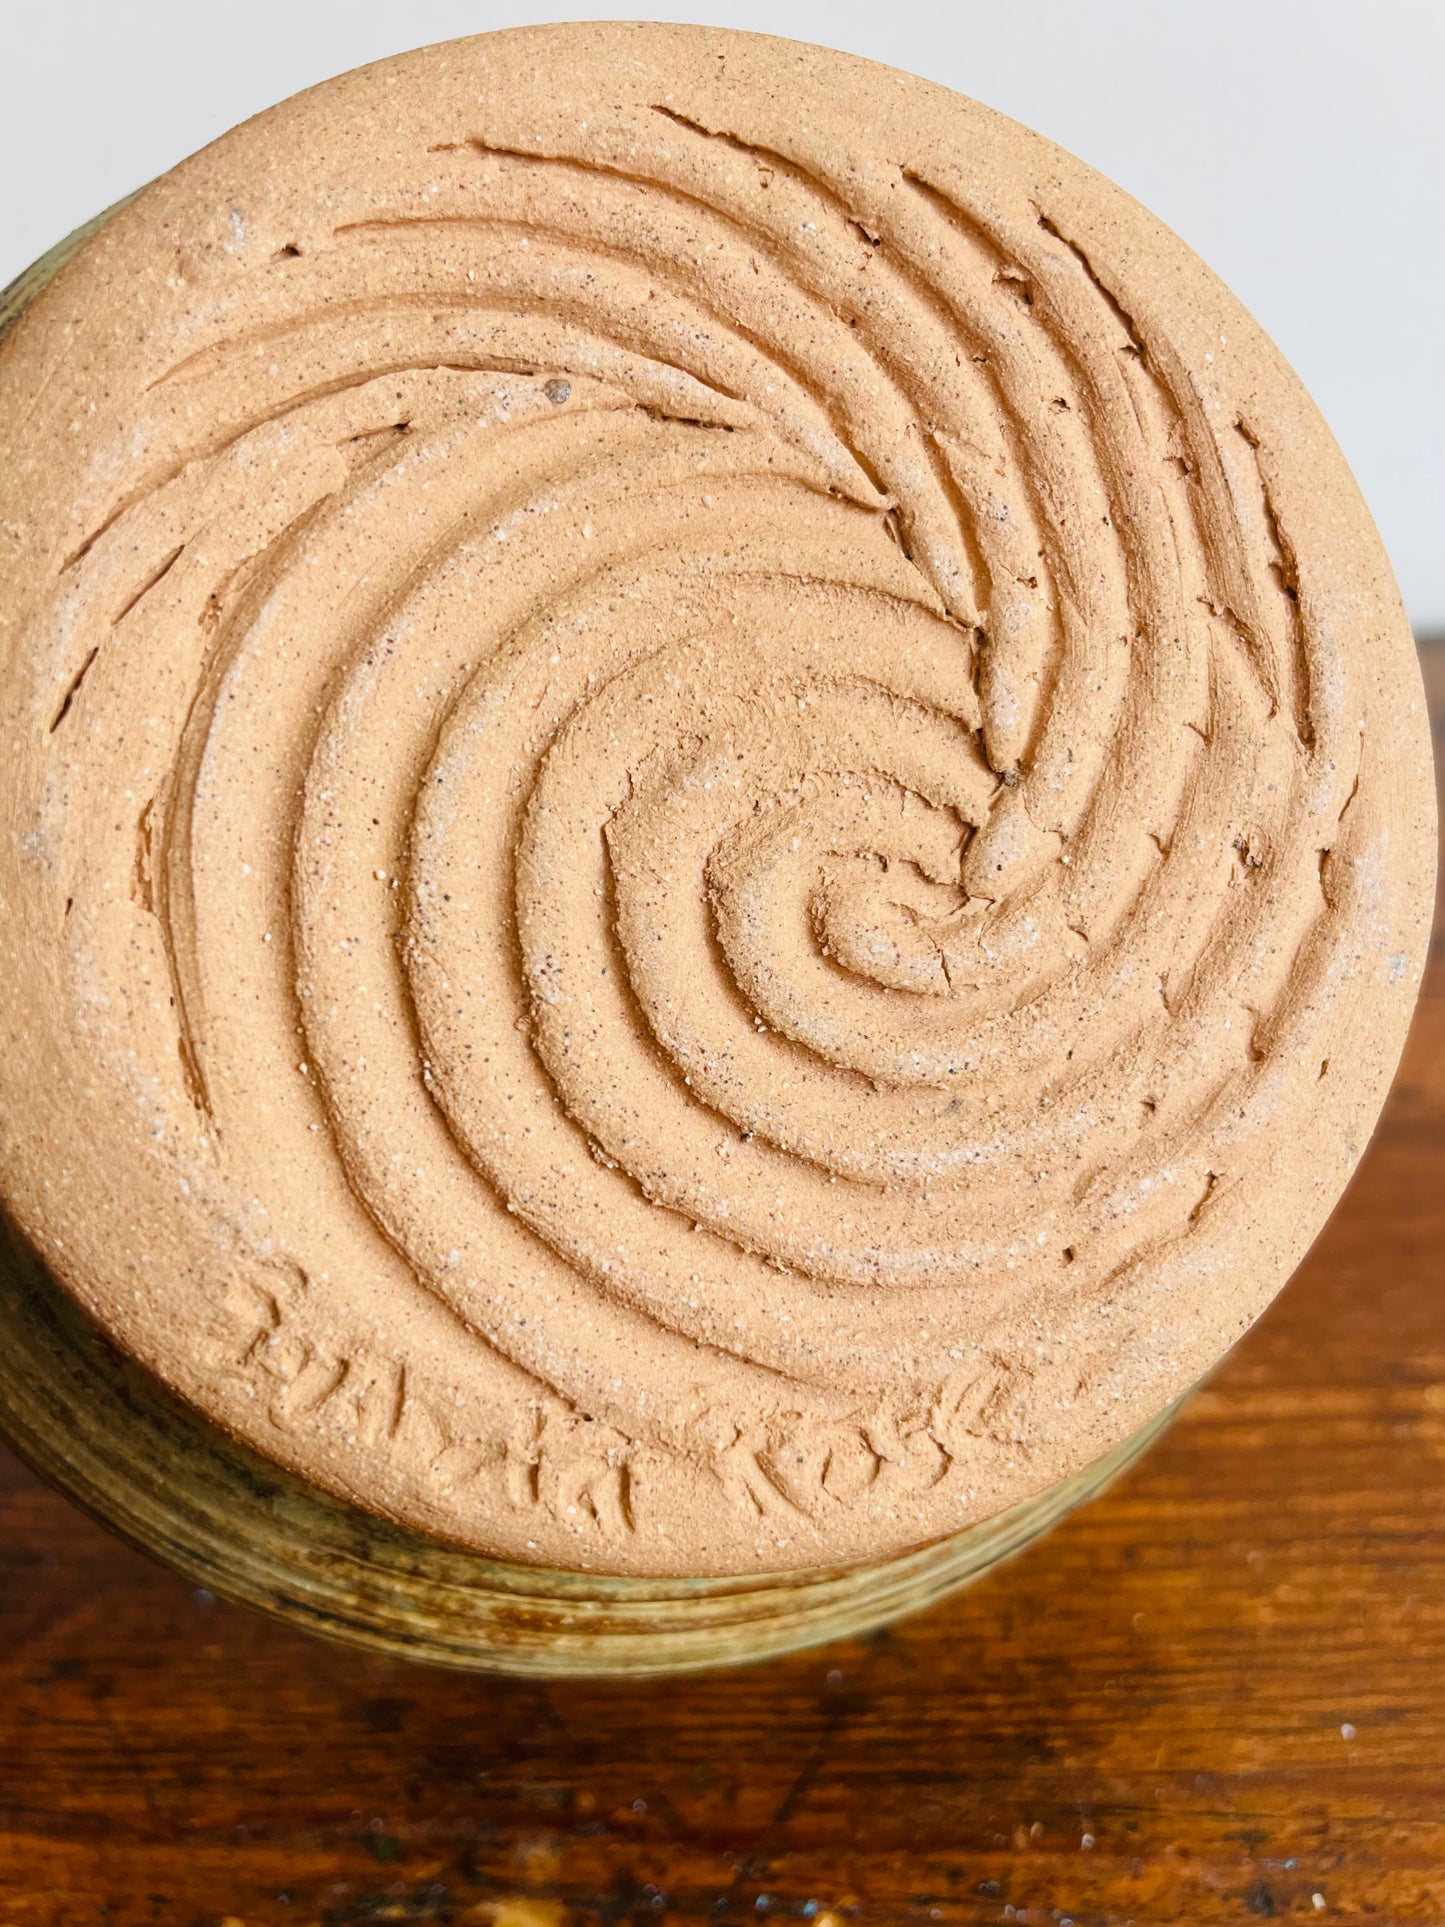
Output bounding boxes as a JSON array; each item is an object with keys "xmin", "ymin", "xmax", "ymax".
[{"xmin": 0, "ymin": 24, "xmax": 1432, "ymax": 1576}]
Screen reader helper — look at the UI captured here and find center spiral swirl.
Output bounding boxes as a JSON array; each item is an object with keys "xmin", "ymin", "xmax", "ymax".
[{"xmin": 2, "ymin": 24, "xmax": 1428, "ymax": 1569}]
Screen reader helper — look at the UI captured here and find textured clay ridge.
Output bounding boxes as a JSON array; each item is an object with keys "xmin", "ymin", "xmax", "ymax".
[{"xmin": 0, "ymin": 25, "xmax": 1433, "ymax": 1575}]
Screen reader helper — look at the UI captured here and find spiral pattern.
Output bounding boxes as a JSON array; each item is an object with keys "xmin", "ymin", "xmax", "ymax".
[{"xmin": 0, "ymin": 25, "xmax": 1431, "ymax": 1573}]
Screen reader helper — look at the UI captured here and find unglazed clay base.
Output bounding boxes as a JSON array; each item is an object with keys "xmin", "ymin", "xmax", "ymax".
[{"xmin": 0, "ymin": 25, "xmax": 1432, "ymax": 1588}]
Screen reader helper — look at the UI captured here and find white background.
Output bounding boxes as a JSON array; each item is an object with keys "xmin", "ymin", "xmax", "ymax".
[{"xmin": 4, "ymin": 0, "xmax": 1440, "ymax": 630}]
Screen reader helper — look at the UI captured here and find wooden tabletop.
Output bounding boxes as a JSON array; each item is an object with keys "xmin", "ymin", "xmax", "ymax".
[{"xmin": 2, "ymin": 645, "xmax": 1442, "ymax": 1927}]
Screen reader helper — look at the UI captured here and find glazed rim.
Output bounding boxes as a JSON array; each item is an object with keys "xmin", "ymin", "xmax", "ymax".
[
  {"xmin": 0, "ymin": 1207, "xmax": 1183, "ymax": 1674},
  {"xmin": 0, "ymin": 24, "xmax": 1432, "ymax": 1577}
]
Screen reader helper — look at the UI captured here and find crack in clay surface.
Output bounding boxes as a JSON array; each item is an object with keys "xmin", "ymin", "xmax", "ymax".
[{"xmin": 0, "ymin": 24, "xmax": 1433, "ymax": 1575}]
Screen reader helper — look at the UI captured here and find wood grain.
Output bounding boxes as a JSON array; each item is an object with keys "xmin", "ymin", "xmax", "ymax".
[{"xmin": 0, "ymin": 645, "xmax": 1441, "ymax": 1927}]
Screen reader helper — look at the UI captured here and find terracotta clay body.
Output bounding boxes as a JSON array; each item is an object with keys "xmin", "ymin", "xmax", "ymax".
[{"xmin": 0, "ymin": 25, "xmax": 1432, "ymax": 1576}]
